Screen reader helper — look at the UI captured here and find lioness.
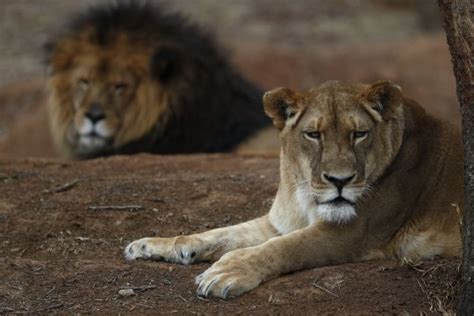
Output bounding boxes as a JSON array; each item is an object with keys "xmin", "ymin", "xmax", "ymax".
[{"xmin": 125, "ymin": 81, "xmax": 463, "ymax": 298}]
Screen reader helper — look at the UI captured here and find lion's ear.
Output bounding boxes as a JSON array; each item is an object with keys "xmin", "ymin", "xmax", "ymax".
[
  {"xmin": 44, "ymin": 39, "xmax": 75, "ymax": 74},
  {"xmin": 362, "ymin": 81, "xmax": 403, "ymax": 121},
  {"xmin": 150, "ymin": 46, "xmax": 178, "ymax": 82},
  {"xmin": 263, "ymin": 87, "xmax": 301, "ymax": 130}
]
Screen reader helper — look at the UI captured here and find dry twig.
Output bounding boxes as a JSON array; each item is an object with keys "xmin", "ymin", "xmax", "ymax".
[
  {"xmin": 312, "ymin": 279, "xmax": 338, "ymax": 297},
  {"xmin": 120, "ymin": 284, "xmax": 156, "ymax": 292},
  {"xmin": 88, "ymin": 205, "xmax": 144, "ymax": 211},
  {"xmin": 43, "ymin": 179, "xmax": 80, "ymax": 193}
]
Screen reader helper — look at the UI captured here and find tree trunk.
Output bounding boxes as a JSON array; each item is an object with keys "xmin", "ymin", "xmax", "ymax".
[{"xmin": 438, "ymin": 0, "xmax": 474, "ymax": 314}]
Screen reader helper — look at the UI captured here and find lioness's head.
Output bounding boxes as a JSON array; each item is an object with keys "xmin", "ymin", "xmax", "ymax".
[{"xmin": 264, "ymin": 81, "xmax": 405, "ymax": 224}]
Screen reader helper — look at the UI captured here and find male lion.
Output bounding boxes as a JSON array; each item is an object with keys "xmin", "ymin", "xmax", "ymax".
[
  {"xmin": 125, "ymin": 81, "xmax": 463, "ymax": 298},
  {"xmin": 46, "ymin": 2, "xmax": 270, "ymax": 159}
]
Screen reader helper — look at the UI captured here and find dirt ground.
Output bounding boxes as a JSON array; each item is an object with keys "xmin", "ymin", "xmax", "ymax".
[{"xmin": 0, "ymin": 155, "xmax": 460, "ymax": 314}]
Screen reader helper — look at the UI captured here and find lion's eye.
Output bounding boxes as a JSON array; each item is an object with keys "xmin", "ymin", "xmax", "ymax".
[
  {"xmin": 304, "ymin": 131, "xmax": 321, "ymax": 140},
  {"xmin": 78, "ymin": 79, "xmax": 89, "ymax": 90},
  {"xmin": 353, "ymin": 131, "xmax": 368, "ymax": 139},
  {"xmin": 114, "ymin": 82, "xmax": 128, "ymax": 92}
]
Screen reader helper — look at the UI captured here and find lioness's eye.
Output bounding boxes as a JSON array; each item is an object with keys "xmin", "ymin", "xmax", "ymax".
[
  {"xmin": 353, "ymin": 131, "xmax": 368, "ymax": 139},
  {"xmin": 304, "ymin": 131, "xmax": 321, "ymax": 140}
]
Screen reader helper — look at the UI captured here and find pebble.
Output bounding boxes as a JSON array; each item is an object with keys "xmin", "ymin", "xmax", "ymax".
[{"xmin": 118, "ymin": 288, "xmax": 135, "ymax": 297}]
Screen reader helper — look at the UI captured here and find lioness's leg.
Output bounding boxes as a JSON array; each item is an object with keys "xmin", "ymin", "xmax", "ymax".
[
  {"xmin": 124, "ymin": 215, "xmax": 278, "ymax": 264},
  {"xmin": 196, "ymin": 222, "xmax": 359, "ymax": 298}
]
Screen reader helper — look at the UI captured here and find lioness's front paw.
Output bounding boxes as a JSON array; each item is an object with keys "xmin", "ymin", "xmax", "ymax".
[
  {"xmin": 124, "ymin": 236, "xmax": 205, "ymax": 264},
  {"xmin": 124, "ymin": 237, "xmax": 167, "ymax": 261},
  {"xmin": 195, "ymin": 250, "xmax": 263, "ymax": 298}
]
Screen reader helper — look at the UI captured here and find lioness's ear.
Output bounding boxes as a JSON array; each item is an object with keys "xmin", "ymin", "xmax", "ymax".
[
  {"xmin": 362, "ymin": 81, "xmax": 402, "ymax": 121},
  {"xmin": 150, "ymin": 46, "xmax": 178, "ymax": 82},
  {"xmin": 263, "ymin": 87, "xmax": 300, "ymax": 130}
]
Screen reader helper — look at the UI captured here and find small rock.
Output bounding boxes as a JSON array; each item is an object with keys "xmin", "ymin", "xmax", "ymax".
[{"xmin": 118, "ymin": 288, "xmax": 135, "ymax": 297}]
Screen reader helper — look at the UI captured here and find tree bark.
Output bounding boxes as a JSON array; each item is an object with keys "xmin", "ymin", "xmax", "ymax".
[{"xmin": 438, "ymin": 0, "xmax": 474, "ymax": 314}]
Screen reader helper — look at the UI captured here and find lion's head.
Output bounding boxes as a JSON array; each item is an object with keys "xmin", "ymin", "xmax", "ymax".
[
  {"xmin": 264, "ymin": 81, "xmax": 405, "ymax": 224},
  {"xmin": 46, "ymin": 28, "xmax": 177, "ymax": 158}
]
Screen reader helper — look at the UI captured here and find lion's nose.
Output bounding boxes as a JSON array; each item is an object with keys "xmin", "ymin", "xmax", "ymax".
[
  {"xmin": 322, "ymin": 173, "xmax": 355, "ymax": 193},
  {"xmin": 85, "ymin": 103, "xmax": 106, "ymax": 123}
]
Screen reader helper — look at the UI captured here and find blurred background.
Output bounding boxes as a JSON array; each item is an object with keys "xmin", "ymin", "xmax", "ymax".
[{"xmin": 0, "ymin": 0, "xmax": 459, "ymax": 158}]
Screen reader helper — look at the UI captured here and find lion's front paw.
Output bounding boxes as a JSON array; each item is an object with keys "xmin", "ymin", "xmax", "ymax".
[{"xmin": 195, "ymin": 250, "xmax": 263, "ymax": 298}]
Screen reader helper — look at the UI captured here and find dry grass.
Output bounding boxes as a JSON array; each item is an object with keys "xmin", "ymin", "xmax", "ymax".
[{"xmin": 403, "ymin": 258, "xmax": 460, "ymax": 314}]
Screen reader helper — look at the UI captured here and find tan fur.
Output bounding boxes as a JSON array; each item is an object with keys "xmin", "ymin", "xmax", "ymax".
[{"xmin": 125, "ymin": 80, "xmax": 463, "ymax": 298}]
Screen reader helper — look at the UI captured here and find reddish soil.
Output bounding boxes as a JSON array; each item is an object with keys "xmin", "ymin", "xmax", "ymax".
[{"xmin": 0, "ymin": 154, "xmax": 459, "ymax": 314}]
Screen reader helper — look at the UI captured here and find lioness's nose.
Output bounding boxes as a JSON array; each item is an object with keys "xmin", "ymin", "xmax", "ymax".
[
  {"xmin": 85, "ymin": 103, "xmax": 106, "ymax": 123},
  {"xmin": 322, "ymin": 173, "xmax": 355, "ymax": 192}
]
